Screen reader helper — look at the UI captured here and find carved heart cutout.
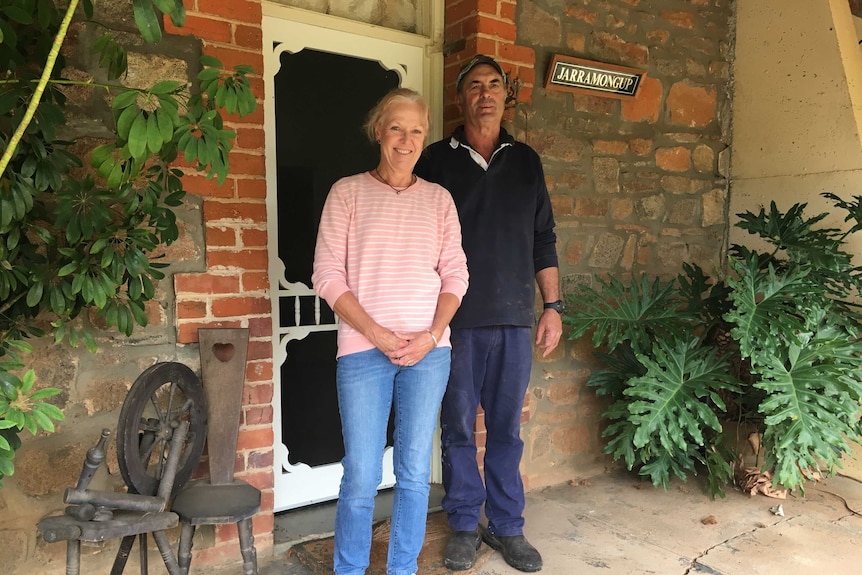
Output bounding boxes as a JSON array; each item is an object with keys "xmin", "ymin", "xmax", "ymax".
[{"xmin": 213, "ymin": 342, "xmax": 235, "ymax": 362}]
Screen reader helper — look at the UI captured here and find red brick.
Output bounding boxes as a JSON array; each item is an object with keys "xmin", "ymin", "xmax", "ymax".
[
  {"xmin": 260, "ymin": 489, "xmax": 274, "ymax": 514},
  {"xmin": 243, "ymin": 382, "xmax": 274, "ymax": 406},
  {"xmin": 447, "ymin": 0, "xmax": 478, "ymax": 25},
  {"xmin": 247, "ymin": 339, "xmax": 272, "ymax": 361},
  {"xmin": 246, "ymin": 361, "xmax": 273, "ymax": 383},
  {"xmin": 211, "ymin": 296, "xmax": 270, "ymax": 317},
  {"xmin": 165, "ymin": 14, "xmax": 231, "ymax": 43},
  {"xmin": 204, "ymin": 200, "xmax": 267, "ymax": 223},
  {"xmin": 476, "ymin": 0, "xmax": 498, "ymax": 16},
  {"xmin": 182, "ymin": 173, "xmax": 236, "ymax": 198},
  {"xmin": 252, "ymin": 511, "xmax": 274, "ymax": 535},
  {"xmin": 622, "ymin": 76, "xmax": 662, "ymax": 123},
  {"xmin": 236, "ymin": 427, "xmax": 274, "ymax": 451},
  {"xmin": 656, "ymin": 147, "xmax": 691, "ymax": 172},
  {"xmin": 474, "ymin": 36, "xmax": 498, "ymax": 56},
  {"xmin": 221, "ymin": 103, "xmax": 265, "ymax": 126},
  {"xmin": 235, "ymin": 24, "xmax": 262, "ymax": 50},
  {"xmin": 236, "ymin": 127, "xmax": 265, "ymax": 150},
  {"xmin": 475, "ymin": 430, "xmax": 486, "ymax": 448},
  {"xmin": 550, "ymin": 194, "xmax": 573, "ymax": 216},
  {"xmin": 245, "ymin": 405, "xmax": 274, "ymax": 426},
  {"xmin": 177, "ymin": 320, "xmax": 242, "ymax": 343},
  {"xmin": 226, "ymin": 151, "xmax": 266, "ymax": 177},
  {"xmin": 237, "ymin": 469, "xmax": 274, "ymax": 490},
  {"xmin": 197, "ymin": 0, "xmax": 262, "ymax": 24},
  {"xmin": 206, "ymin": 226, "xmax": 238, "ymax": 247},
  {"xmin": 476, "ymin": 17, "xmax": 517, "ymax": 41},
  {"xmin": 248, "ymin": 317, "xmax": 273, "ymax": 338},
  {"xmin": 174, "ymin": 272, "xmax": 241, "ymax": 294},
  {"xmin": 241, "ymin": 228, "xmax": 267, "ymax": 247},
  {"xmin": 177, "ymin": 300, "xmax": 207, "ymax": 319},
  {"xmin": 499, "ymin": 44, "xmax": 534, "ymax": 65},
  {"xmin": 248, "ymin": 448, "xmax": 274, "ymax": 469},
  {"xmin": 237, "ymin": 178, "xmax": 267, "ymax": 198},
  {"xmin": 500, "ymin": 2, "xmax": 515, "ymax": 20},
  {"xmin": 242, "ymin": 271, "xmax": 269, "ymax": 291},
  {"xmin": 515, "ymin": 65, "xmax": 535, "ymax": 85}
]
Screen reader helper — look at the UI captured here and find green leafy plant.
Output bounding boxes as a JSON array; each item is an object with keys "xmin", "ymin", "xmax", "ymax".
[
  {"xmin": 565, "ymin": 194, "xmax": 862, "ymax": 497},
  {"xmin": 0, "ymin": 0, "xmax": 257, "ymax": 485}
]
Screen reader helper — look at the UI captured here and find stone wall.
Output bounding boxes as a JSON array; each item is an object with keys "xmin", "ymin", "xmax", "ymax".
[{"xmin": 441, "ymin": 0, "xmax": 734, "ymax": 489}]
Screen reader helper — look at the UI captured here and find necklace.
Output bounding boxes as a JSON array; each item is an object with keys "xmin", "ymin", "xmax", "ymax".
[{"xmin": 373, "ymin": 169, "xmax": 415, "ymax": 195}]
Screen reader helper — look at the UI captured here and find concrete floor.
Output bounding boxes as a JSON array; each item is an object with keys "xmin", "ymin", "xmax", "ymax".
[{"xmin": 246, "ymin": 469, "xmax": 862, "ymax": 575}]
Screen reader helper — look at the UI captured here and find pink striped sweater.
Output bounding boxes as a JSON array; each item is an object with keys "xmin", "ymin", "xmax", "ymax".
[{"xmin": 312, "ymin": 172, "xmax": 469, "ymax": 357}]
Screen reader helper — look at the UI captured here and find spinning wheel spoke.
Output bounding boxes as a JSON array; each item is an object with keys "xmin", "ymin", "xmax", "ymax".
[{"xmin": 117, "ymin": 363, "xmax": 208, "ymax": 496}]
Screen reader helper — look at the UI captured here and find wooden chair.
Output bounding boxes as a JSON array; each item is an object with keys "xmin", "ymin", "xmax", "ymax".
[{"xmin": 171, "ymin": 328, "xmax": 260, "ymax": 575}]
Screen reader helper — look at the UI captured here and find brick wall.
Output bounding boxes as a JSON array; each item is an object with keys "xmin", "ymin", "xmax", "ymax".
[
  {"xmin": 167, "ymin": 0, "xmax": 275, "ymax": 564},
  {"xmin": 442, "ymin": 0, "xmax": 733, "ymax": 489}
]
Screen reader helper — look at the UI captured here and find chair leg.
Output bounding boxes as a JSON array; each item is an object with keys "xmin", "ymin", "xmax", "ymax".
[
  {"xmin": 153, "ymin": 529, "xmax": 182, "ymax": 575},
  {"xmin": 237, "ymin": 517, "xmax": 258, "ymax": 575},
  {"xmin": 66, "ymin": 539, "xmax": 80, "ymax": 575},
  {"xmin": 139, "ymin": 532, "xmax": 147, "ymax": 575},
  {"xmin": 111, "ymin": 535, "xmax": 137, "ymax": 575},
  {"xmin": 178, "ymin": 522, "xmax": 195, "ymax": 575}
]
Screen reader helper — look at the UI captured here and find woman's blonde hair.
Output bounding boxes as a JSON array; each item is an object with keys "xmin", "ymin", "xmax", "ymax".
[{"xmin": 363, "ymin": 88, "xmax": 430, "ymax": 143}]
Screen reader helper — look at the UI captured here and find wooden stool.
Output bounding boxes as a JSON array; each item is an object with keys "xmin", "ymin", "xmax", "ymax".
[{"xmin": 172, "ymin": 328, "xmax": 259, "ymax": 575}]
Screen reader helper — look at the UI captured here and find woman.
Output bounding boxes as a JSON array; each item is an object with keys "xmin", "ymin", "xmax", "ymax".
[{"xmin": 312, "ymin": 88, "xmax": 469, "ymax": 575}]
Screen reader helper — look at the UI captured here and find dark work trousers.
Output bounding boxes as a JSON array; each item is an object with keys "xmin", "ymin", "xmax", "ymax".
[{"xmin": 440, "ymin": 325, "xmax": 533, "ymax": 536}]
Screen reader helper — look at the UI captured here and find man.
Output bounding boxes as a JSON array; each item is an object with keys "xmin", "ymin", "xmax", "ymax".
[{"xmin": 414, "ymin": 55, "xmax": 563, "ymax": 573}]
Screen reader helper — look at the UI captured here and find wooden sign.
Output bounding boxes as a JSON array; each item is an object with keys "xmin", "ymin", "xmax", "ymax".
[{"xmin": 544, "ymin": 54, "xmax": 644, "ymax": 100}]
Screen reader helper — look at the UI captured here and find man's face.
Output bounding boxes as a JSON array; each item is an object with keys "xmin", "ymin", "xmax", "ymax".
[{"xmin": 458, "ymin": 64, "xmax": 506, "ymax": 128}]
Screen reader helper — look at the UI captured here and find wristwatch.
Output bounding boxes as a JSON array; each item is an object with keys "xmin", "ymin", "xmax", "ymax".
[{"xmin": 543, "ymin": 300, "xmax": 565, "ymax": 314}]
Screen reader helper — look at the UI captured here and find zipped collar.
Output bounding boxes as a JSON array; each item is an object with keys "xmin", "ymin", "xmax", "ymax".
[{"xmin": 448, "ymin": 125, "xmax": 514, "ymax": 170}]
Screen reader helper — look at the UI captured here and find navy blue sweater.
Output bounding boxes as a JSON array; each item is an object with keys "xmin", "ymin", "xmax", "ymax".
[{"xmin": 415, "ymin": 126, "xmax": 558, "ymax": 329}]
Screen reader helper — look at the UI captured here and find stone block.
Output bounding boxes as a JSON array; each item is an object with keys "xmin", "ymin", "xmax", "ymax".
[
  {"xmin": 667, "ymin": 198, "xmax": 699, "ymax": 225},
  {"xmin": 521, "ymin": 1, "xmax": 561, "ymax": 46},
  {"xmin": 660, "ymin": 175, "xmax": 708, "ymax": 194},
  {"xmin": 637, "ymin": 194, "xmax": 666, "ymax": 220},
  {"xmin": 591, "ymin": 31, "xmax": 649, "ymax": 67},
  {"xmin": 621, "ymin": 76, "xmax": 662, "ymax": 123},
  {"xmin": 656, "ymin": 146, "xmax": 691, "ymax": 172},
  {"xmin": 702, "ymin": 188, "xmax": 728, "ymax": 227},
  {"xmin": 377, "ymin": 0, "xmax": 417, "ymax": 32},
  {"xmin": 530, "ymin": 130, "xmax": 585, "ymax": 162},
  {"xmin": 588, "ymin": 233, "xmax": 625, "ymax": 268},
  {"xmin": 15, "ymin": 441, "xmax": 87, "ymax": 497},
  {"xmin": 667, "ymin": 81, "xmax": 717, "ymax": 127},
  {"xmin": 692, "ymin": 144, "xmax": 715, "ymax": 172},
  {"xmin": 592, "ymin": 157, "xmax": 620, "ymax": 194},
  {"xmin": 329, "ymin": 0, "xmax": 377, "ymax": 24}
]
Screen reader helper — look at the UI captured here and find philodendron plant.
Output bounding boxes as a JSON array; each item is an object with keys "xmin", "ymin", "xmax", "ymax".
[{"xmin": 564, "ymin": 193, "xmax": 862, "ymax": 498}]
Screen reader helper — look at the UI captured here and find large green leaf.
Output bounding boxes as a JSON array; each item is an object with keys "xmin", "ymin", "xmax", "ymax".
[
  {"xmin": 565, "ymin": 274, "xmax": 693, "ymax": 355},
  {"xmin": 628, "ymin": 337, "xmax": 740, "ymax": 453}
]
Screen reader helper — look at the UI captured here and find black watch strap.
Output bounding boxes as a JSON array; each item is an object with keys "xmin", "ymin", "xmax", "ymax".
[{"xmin": 543, "ymin": 299, "xmax": 564, "ymax": 313}]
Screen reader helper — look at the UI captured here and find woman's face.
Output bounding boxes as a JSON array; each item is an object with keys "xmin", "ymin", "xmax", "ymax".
[{"xmin": 374, "ymin": 100, "xmax": 427, "ymax": 174}]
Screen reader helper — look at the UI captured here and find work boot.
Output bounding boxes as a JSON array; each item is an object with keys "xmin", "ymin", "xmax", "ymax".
[
  {"xmin": 443, "ymin": 529, "xmax": 481, "ymax": 570},
  {"xmin": 481, "ymin": 527, "xmax": 543, "ymax": 572}
]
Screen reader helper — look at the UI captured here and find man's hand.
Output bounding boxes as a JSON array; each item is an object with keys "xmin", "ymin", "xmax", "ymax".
[{"xmin": 535, "ymin": 309, "xmax": 563, "ymax": 357}]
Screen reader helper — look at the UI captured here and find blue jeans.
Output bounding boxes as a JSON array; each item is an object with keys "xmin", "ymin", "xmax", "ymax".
[
  {"xmin": 440, "ymin": 326, "xmax": 532, "ymax": 536},
  {"xmin": 334, "ymin": 346, "xmax": 451, "ymax": 575}
]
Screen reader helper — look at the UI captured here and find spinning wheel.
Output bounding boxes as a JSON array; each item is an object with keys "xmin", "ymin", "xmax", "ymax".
[{"xmin": 117, "ymin": 362, "xmax": 208, "ymax": 496}]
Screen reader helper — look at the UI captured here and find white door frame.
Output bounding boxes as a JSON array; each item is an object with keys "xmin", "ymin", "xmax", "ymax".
[{"xmin": 263, "ymin": 4, "xmax": 443, "ymax": 513}]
